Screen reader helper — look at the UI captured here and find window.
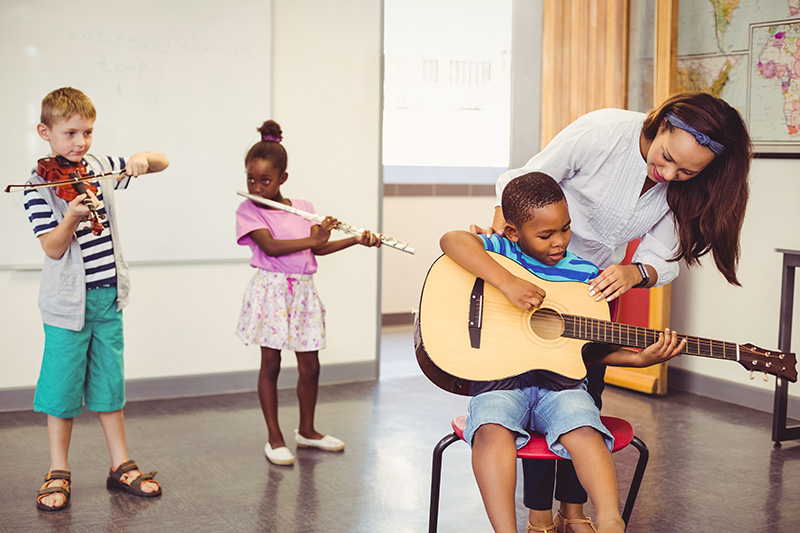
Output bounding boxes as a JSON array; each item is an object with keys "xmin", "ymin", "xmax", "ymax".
[{"xmin": 383, "ymin": 0, "xmax": 512, "ymax": 185}]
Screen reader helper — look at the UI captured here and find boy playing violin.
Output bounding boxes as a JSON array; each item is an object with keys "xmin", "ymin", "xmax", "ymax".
[{"xmin": 25, "ymin": 87, "xmax": 168, "ymax": 511}]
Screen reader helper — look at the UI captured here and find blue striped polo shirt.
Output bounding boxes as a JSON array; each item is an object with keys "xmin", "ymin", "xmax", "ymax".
[{"xmin": 480, "ymin": 234, "xmax": 599, "ymax": 283}]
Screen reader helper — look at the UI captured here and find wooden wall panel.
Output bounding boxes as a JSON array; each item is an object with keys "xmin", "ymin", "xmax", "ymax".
[
  {"xmin": 541, "ymin": 0, "xmax": 679, "ymax": 395},
  {"xmin": 540, "ymin": 0, "xmax": 629, "ymax": 148}
]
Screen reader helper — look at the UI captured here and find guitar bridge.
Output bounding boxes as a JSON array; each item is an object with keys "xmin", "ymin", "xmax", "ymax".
[{"xmin": 469, "ymin": 278, "xmax": 484, "ymax": 349}]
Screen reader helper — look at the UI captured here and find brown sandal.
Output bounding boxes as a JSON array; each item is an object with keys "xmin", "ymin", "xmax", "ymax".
[
  {"xmin": 106, "ymin": 460, "xmax": 162, "ymax": 497},
  {"xmin": 554, "ymin": 510, "xmax": 597, "ymax": 533},
  {"xmin": 36, "ymin": 470, "xmax": 71, "ymax": 512},
  {"xmin": 527, "ymin": 522, "xmax": 556, "ymax": 532}
]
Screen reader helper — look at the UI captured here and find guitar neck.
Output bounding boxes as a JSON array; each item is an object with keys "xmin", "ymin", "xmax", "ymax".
[{"xmin": 563, "ymin": 315, "xmax": 740, "ymax": 362}]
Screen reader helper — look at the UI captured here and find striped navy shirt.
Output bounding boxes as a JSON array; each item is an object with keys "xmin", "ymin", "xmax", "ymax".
[
  {"xmin": 24, "ymin": 155, "xmax": 130, "ymax": 289},
  {"xmin": 480, "ymin": 234, "xmax": 599, "ymax": 283}
]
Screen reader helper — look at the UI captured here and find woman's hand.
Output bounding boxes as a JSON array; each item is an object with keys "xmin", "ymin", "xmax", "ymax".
[
  {"xmin": 470, "ymin": 206, "xmax": 507, "ymax": 236},
  {"xmin": 588, "ymin": 263, "xmax": 649, "ymax": 302},
  {"xmin": 469, "ymin": 223, "xmax": 502, "ymax": 236}
]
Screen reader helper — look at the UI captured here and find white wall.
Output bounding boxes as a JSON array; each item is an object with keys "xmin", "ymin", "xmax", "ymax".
[
  {"xmin": 381, "ymin": 195, "xmax": 494, "ymax": 316},
  {"xmin": 270, "ymin": 0, "xmax": 382, "ymax": 363},
  {"xmin": 0, "ymin": 0, "xmax": 382, "ymax": 393},
  {"xmin": 668, "ymin": 158, "xmax": 800, "ymax": 395}
]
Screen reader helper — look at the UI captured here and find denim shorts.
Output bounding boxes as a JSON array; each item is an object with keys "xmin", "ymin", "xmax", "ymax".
[
  {"xmin": 463, "ymin": 383, "xmax": 613, "ymax": 459},
  {"xmin": 34, "ymin": 286, "xmax": 125, "ymax": 418}
]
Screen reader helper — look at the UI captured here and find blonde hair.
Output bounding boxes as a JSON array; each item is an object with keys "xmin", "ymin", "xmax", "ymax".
[{"xmin": 40, "ymin": 87, "xmax": 96, "ymax": 127}]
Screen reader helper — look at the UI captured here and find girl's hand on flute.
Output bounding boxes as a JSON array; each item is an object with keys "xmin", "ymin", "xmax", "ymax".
[{"xmin": 357, "ymin": 230, "xmax": 382, "ymax": 248}]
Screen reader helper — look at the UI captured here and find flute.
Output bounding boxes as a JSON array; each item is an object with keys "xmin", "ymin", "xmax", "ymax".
[{"xmin": 237, "ymin": 190, "xmax": 415, "ymax": 255}]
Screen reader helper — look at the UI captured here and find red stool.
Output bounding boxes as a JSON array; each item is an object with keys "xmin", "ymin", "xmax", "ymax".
[{"xmin": 428, "ymin": 415, "xmax": 648, "ymax": 532}]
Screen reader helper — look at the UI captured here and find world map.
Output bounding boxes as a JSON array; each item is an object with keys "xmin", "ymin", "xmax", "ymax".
[{"xmin": 677, "ymin": 0, "xmax": 800, "ymax": 150}]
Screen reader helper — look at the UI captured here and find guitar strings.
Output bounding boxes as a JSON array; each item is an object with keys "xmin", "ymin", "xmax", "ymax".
[{"xmin": 475, "ymin": 300, "xmax": 772, "ymax": 363}]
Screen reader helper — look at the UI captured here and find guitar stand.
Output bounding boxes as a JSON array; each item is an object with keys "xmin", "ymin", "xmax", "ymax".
[{"xmin": 773, "ymin": 249, "xmax": 800, "ymax": 447}]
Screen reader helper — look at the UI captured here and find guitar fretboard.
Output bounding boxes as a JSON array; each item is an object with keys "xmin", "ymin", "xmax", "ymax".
[{"xmin": 563, "ymin": 315, "xmax": 739, "ymax": 362}]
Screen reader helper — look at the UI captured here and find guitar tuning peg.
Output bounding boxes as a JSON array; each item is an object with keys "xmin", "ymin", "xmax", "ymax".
[
  {"xmin": 749, "ymin": 370, "xmax": 755, "ymax": 380},
  {"xmin": 763, "ymin": 373, "xmax": 769, "ymax": 382}
]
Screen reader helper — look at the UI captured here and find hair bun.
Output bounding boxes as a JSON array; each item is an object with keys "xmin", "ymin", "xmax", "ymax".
[{"xmin": 258, "ymin": 120, "xmax": 283, "ymax": 143}]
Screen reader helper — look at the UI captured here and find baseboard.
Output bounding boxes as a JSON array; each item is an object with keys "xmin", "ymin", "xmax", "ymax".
[
  {"xmin": 5, "ymin": 362, "xmax": 795, "ymax": 422},
  {"xmin": 668, "ymin": 366, "xmax": 800, "ymax": 421},
  {"xmin": 381, "ymin": 312, "xmax": 414, "ymax": 326},
  {"xmin": 0, "ymin": 360, "xmax": 378, "ymax": 413}
]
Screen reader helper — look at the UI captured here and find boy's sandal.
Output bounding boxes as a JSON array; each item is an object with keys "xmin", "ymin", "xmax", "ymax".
[
  {"xmin": 527, "ymin": 522, "xmax": 556, "ymax": 532},
  {"xmin": 106, "ymin": 460, "xmax": 162, "ymax": 498},
  {"xmin": 36, "ymin": 470, "xmax": 71, "ymax": 512},
  {"xmin": 554, "ymin": 511, "xmax": 597, "ymax": 533}
]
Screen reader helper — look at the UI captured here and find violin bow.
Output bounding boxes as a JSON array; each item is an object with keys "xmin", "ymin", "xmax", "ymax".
[
  {"xmin": 237, "ymin": 190, "xmax": 415, "ymax": 255},
  {"xmin": 4, "ymin": 169, "xmax": 126, "ymax": 194}
]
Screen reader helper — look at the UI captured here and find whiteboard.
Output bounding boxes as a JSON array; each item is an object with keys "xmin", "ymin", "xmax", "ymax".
[{"xmin": 0, "ymin": 0, "xmax": 271, "ymax": 267}]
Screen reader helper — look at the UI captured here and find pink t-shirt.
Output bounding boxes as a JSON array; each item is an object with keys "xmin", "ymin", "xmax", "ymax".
[{"xmin": 236, "ymin": 198, "xmax": 319, "ymax": 274}]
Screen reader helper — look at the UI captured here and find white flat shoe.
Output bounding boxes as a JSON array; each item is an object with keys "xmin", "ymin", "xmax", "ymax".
[
  {"xmin": 264, "ymin": 443, "xmax": 295, "ymax": 465},
  {"xmin": 294, "ymin": 429, "xmax": 345, "ymax": 451}
]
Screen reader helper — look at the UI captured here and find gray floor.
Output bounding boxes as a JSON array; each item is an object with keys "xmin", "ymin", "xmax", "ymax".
[{"xmin": 1, "ymin": 326, "xmax": 800, "ymax": 532}]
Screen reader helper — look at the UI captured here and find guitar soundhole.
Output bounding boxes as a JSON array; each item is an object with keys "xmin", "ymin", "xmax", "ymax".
[{"xmin": 529, "ymin": 307, "xmax": 565, "ymax": 340}]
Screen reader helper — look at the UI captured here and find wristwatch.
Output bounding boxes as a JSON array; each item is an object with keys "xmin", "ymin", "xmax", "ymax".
[{"xmin": 632, "ymin": 262, "xmax": 650, "ymax": 289}]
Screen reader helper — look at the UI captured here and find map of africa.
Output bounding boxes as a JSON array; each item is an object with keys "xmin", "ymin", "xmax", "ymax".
[{"xmin": 677, "ymin": 0, "xmax": 800, "ymax": 150}]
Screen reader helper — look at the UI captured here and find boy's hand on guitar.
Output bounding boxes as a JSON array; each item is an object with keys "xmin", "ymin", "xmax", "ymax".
[
  {"xmin": 501, "ymin": 277, "xmax": 546, "ymax": 311},
  {"xmin": 636, "ymin": 328, "xmax": 686, "ymax": 367}
]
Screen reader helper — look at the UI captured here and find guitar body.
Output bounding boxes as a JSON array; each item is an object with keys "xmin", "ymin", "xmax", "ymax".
[
  {"xmin": 415, "ymin": 252, "xmax": 797, "ymax": 396},
  {"xmin": 415, "ymin": 252, "xmax": 609, "ymax": 395}
]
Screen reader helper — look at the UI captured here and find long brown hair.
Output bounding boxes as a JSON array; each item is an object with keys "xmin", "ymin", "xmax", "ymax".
[{"xmin": 642, "ymin": 92, "xmax": 752, "ymax": 286}]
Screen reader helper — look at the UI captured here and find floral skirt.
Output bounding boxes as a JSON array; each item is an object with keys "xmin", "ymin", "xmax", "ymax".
[{"xmin": 236, "ymin": 269, "xmax": 326, "ymax": 351}]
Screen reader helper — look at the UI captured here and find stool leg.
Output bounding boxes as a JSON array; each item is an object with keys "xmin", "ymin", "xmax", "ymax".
[
  {"xmin": 429, "ymin": 432, "xmax": 461, "ymax": 533},
  {"xmin": 621, "ymin": 435, "xmax": 649, "ymax": 528}
]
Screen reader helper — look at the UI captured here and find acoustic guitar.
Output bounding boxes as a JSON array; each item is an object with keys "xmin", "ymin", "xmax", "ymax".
[{"xmin": 414, "ymin": 252, "xmax": 798, "ymax": 396}]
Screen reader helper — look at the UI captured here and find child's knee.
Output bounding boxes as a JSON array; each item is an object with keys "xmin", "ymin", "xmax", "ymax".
[
  {"xmin": 297, "ymin": 360, "xmax": 320, "ymax": 381},
  {"xmin": 259, "ymin": 351, "xmax": 282, "ymax": 380},
  {"xmin": 473, "ymin": 423, "xmax": 514, "ymax": 446},
  {"xmin": 557, "ymin": 425, "xmax": 605, "ymax": 451}
]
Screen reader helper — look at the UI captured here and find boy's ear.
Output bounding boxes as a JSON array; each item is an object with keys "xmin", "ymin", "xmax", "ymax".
[
  {"xmin": 504, "ymin": 223, "xmax": 519, "ymax": 242},
  {"xmin": 280, "ymin": 172, "xmax": 289, "ymax": 184},
  {"xmin": 36, "ymin": 123, "xmax": 50, "ymax": 141}
]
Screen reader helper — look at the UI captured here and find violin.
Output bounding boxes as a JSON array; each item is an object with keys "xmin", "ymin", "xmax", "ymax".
[{"xmin": 36, "ymin": 156, "xmax": 106, "ymax": 236}]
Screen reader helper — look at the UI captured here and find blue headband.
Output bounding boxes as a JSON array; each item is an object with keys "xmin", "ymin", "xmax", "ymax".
[{"xmin": 665, "ymin": 112, "xmax": 725, "ymax": 156}]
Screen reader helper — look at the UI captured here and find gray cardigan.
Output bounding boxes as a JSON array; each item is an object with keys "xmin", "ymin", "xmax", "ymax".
[{"xmin": 34, "ymin": 154, "xmax": 131, "ymax": 331}]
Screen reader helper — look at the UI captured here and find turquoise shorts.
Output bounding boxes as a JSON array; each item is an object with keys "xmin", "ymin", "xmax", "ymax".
[{"xmin": 34, "ymin": 286, "xmax": 125, "ymax": 418}]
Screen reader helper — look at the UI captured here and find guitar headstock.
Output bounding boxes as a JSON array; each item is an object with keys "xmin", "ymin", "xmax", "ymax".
[{"xmin": 740, "ymin": 344, "xmax": 797, "ymax": 383}]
